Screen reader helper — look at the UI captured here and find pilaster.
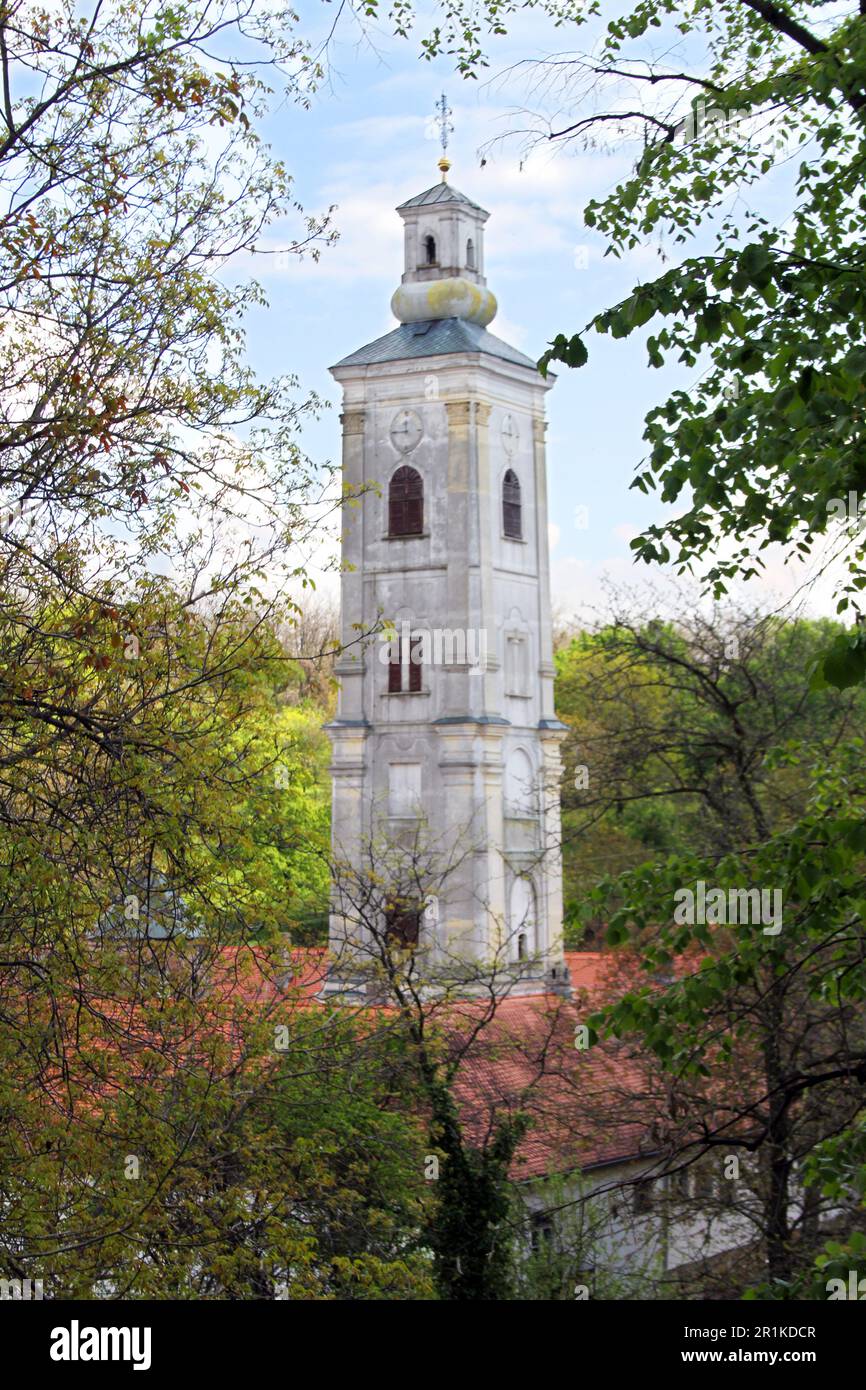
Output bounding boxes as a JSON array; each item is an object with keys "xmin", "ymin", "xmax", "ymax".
[
  {"xmin": 334, "ymin": 409, "xmax": 367, "ymax": 723},
  {"xmin": 533, "ymin": 414, "xmax": 557, "ymax": 722}
]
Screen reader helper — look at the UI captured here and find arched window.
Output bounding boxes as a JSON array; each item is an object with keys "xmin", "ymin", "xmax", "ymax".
[
  {"xmin": 389, "ymin": 465, "xmax": 423, "ymax": 537},
  {"xmin": 385, "ymin": 898, "xmax": 421, "ymax": 948},
  {"xmin": 502, "ymin": 469, "xmax": 522, "ymax": 539},
  {"xmin": 504, "ymin": 748, "xmax": 535, "ymax": 817},
  {"xmin": 510, "ymin": 877, "xmax": 537, "ymax": 961},
  {"xmin": 466, "ymin": 237, "xmax": 476, "ymax": 270},
  {"xmin": 423, "ymin": 234, "xmax": 437, "ymax": 266},
  {"xmin": 388, "ymin": 630, "xmax": 423, "ymax": 693}
]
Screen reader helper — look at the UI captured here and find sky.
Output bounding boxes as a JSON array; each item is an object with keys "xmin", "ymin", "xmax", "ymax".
[{"xmin": 237, "ymin": 0, "xmax": 843, "ymax": 625}]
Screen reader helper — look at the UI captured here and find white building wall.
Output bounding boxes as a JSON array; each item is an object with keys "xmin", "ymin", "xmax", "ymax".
[{"xmin": 521, "ymin": 1155, "xmax": 759, "ymax": 1297}]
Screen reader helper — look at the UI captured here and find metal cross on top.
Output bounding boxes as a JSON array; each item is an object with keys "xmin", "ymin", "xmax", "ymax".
[
  {"xmin": 435, "ymin": 92, "xmax": 453, "ymax": 180},
  {"xmin": 435, "ymin": 92, "xmax": 453, "ymax": 154}
]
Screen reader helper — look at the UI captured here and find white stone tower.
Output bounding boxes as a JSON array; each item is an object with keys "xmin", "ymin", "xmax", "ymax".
[{"xmin": 326, "ymin": 151, "xmax": 568, "ymax": 997}]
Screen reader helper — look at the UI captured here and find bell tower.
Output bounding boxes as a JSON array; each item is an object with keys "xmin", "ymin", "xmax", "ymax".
[{"xmin": 325, "ymin": 136, "xmax": 568, "ymax": 999}]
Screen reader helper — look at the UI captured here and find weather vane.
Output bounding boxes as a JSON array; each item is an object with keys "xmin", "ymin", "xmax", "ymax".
[{"xmin": 435, "ymin": 92, "xmax": 453, "ymax": 181}]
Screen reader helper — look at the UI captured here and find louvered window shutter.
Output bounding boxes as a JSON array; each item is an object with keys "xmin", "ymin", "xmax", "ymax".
[
  {"xmin": 389, "ymin": 466, "xmax": 423, "ymax": 537},
  {"xmin": 503, "ymin": 469, "xmax": 522, "ymax": 539}
]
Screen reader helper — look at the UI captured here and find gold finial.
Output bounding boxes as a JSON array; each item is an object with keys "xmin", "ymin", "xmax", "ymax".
[{"xmin": 434, "ymin": 93, "xmax": 453, "ymax": 181}]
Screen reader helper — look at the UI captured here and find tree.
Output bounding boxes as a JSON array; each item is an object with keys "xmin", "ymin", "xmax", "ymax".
[
  {"xmin": 0, "ymin": 0, "xmax": 380, "ymax": 1297},
  {"xmin": 551, "ymin": 599, "xmax": 866, "ymax": 1289},
  {"xmin": 0, "ymin": 0, "xmax": 335, "ymax": 561},
  {"xmin": 555, "ymin": 595, "xmax": 866, "ymax": 919},
  {"xmin": 0, "ymin": 930, "xmax": 435, "ymax": 1299}
]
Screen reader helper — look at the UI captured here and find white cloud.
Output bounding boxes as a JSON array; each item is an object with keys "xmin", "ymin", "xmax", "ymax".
[{"xmin": 550, "ymin": 528, "xmax": 853, "ymax": 627}]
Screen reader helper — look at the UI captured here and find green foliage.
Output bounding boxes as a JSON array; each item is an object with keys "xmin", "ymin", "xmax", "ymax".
[
  {"xmin": 426, "ymin": 1080, "xmax": 528, "ymax": 1299},
  {"xmin": 537, "ymin": 3, "xmax": 866, "ymax": 685},
  {"xmin": 0, "ymin": 0, "xmax": 369, "ymax": 1298},
  {"xmin": 555, "ymin": 609, "xmax": 866, "ymax": 941},
  {"xmin": 0, "ymin": 974, "xmax": 434, "ymax": 1298}
]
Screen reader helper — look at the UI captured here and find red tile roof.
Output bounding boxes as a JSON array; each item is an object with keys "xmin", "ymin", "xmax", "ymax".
[
  {"xmin": 30, "ymin": 942, "xmax": 670, "ymax": 1184},
  {"xmin": 199, "ymin": 944, "xmax": 669, "ymax": 1181},
  {"xmin": 442, "ymin": 987, "xmax": 657, "ymax": 1179}
]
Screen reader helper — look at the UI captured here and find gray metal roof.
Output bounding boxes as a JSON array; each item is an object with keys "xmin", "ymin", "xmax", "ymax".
[
  {"xmin": 396, "ymin": 182, "xmax": 487, "ymax": 214},
  {"xmin": 331, "ymin": 318, "xmax": 539, "ymax": 372}
]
